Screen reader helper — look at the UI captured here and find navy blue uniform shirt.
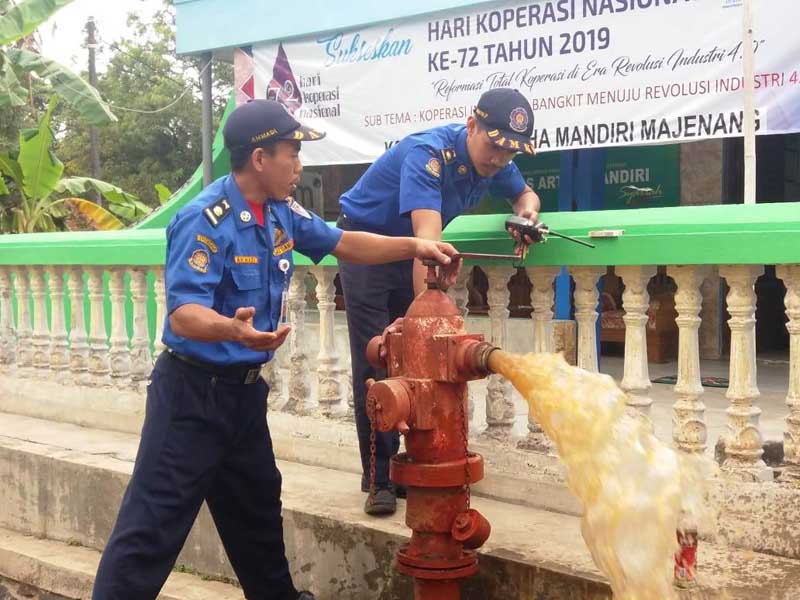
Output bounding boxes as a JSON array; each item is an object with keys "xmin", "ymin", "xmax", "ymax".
[
  {"xmin": 339, "ymin": 124, "xmax": 526, "ymax": 236},
  {"xmin": 162, "ymin": 174, "xmax": 343, "ymax": 366}
]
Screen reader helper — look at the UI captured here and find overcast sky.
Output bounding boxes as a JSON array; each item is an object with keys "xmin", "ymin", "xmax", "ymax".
[{"xmin": 38, "ymin": 0, "xmax": 164, "ymax": 72}]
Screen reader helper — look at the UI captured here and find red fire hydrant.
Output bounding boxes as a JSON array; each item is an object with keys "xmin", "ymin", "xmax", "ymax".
[{"xmin": 365, "ymin": 262, "xmax": 498, "ymax": 600}]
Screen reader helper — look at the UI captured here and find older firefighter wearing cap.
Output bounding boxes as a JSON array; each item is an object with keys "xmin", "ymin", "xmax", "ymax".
[
  {"xmin": 338, "ymin": 88, "xmax": 541, "ymax": 516},
  {"xmin": 92, "ymin": 100, "xmax": 459, "ymax": 600}
]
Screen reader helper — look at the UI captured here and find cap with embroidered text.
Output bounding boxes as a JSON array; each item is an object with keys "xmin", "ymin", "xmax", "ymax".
[
  {"xmin": 473, "ymin": 88, "xmax": 536, "ymax": 155},
  {"xmin": 223, "ymin": 99, "xmax": 326, "ymax": 150}
]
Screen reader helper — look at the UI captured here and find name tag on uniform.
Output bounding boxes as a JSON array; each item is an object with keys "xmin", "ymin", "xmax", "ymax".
[{"xmin": 234, "ymin": 255, "xmax": 259, "ymax": 264}]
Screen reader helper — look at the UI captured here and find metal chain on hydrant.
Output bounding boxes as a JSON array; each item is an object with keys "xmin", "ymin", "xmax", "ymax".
[
  {"xmin": 365, "ymin": 378, "xmax": 378, "ymax": 502},
  {"xmin": 368, "ymin": 419, "xmax": 377, "ymax": 501},
  {"xmin": 459, "ymin": 396, "xmax": 470, "ymax": 510}
]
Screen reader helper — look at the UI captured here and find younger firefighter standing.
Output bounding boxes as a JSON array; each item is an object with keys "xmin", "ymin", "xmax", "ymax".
[{"xmin": 338, "ymin": 88, "xmax": 542, "ymax": 515}]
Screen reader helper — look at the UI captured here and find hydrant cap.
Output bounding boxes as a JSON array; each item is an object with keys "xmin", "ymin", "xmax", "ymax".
[{"xmin": 366, "ymin": 335, "xmax": 385, "ymax": 370}]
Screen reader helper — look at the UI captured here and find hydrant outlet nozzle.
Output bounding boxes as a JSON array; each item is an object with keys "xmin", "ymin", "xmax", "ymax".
[{"xmin": 455, "ymin": 341, "xmax": 501, "ymax": 380}]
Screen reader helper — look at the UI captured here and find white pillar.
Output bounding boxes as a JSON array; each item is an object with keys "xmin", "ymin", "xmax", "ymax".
[
  {"xmin": 719, "ymin": 265, "xmax": 770, "ymax": 481},
  {"xmin": 48, "ymin": 267, "xmax": 70, "ymax": 374},
  {"xmin": 29, "ymin": 267, "xmax": 50, "ymax": 372},
  {"xmin": 284, "ymin": 267, "xmax": 310, "ymax": 414},
  {"xmin": 129, "ymin": 268, "xmax": 153, "ymax": 386},
  {"xmin": 13, "ymin": 268, "xmax": 33, "ymax": 376},
  {"xmin": 108, "ymin": 268, "xmax": 132, "ymax": 385},
  {"xmin": 0, "ymin": 267, "xmax": 16, "ymax": 366},
  {"xmin": 262, "ymin": 360, "xmax": 284, "ymax": 404},
  {"xmin": 519, "ymin": 266, "xmax": 560, "ymax": 451},
  {"xmin": 570, "ymin": 267, "xmax": 604, "ymax": 373},
  {"xmin": 448, "ymin": 265, "xmax": 474, "ymax": 422},
  {"xmin": 336, "ymin": 324, "xmax": 354, "ymax": 421},
  {"xmin": 312, "ymin": 266, "xmax": 343, "ymax": 417},
  {"xmin": 483, "ymin": 266, "xmax": 515, "ymax": 441},
  {"xmin": 153, "ymin": 267, "xmax": 167, "ymax": 358},
  {"xmin": 86, "ymin": 267, "xmax": 111, "ymax": 387},
  {"xmin": 67, "ymin": 268, "xmax": 91, "ymax": 386},
  {"xmin": 777, "ymin": 265, "xmax": 800, "ymax": 483},
  {"xmin": 670, "ymin": 266, "xmax": 709, "ymax": 454},
  {"xmin": 616, "ymin": 266, "xmax": 657, "ymax": 422}
]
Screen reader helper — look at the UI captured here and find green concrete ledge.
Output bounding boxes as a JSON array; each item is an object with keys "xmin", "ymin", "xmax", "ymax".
[{"xmin": 0, "ymin": 202, "xmax": 798, "ymax": 268}]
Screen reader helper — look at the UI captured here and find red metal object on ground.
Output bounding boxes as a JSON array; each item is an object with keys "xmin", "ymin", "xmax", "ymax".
[
  {"xmin": 366, "ymin": 263, "xmax": 498, "ymax": 600},
  {"xmin": 674, "ymin": 527, "xmax": 698, "ymax": 588}
]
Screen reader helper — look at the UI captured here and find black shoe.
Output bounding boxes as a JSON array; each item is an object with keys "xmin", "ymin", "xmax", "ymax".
[
  {"xmin": 364, "ymin": 487, "xmax": 397, "ymax": 515},
  {"xmin": 297, "ymin": 593, "xmax": 315, "ymax": 600},
  {"xmin": 361, "ymin": 479, "xmax": 407, "ymax": 499}
]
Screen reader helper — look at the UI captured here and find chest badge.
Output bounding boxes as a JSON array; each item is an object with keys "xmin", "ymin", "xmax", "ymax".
[
  {"xmin": 273, "ymin": 227, "xmax": 294, "ymax": 256},
  {"xmin": 458, "ymin": 165, "xmax": 468, "ymax": 175},
  {"xmin": 288, "ymin": 198, "xmax": 312, "ymax": 219},
  {"xmin": 240, "ymin": 210, "xmax": 252, "ymax": 223}
]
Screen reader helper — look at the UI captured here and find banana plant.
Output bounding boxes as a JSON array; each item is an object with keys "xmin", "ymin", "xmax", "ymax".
[
  {"xmin": 0, "ymin": 96, "xmax": 146, "ymax": 232},
  {"xmin": 0, "ymin": 0, "xmax": 115, "ymax": 125}
]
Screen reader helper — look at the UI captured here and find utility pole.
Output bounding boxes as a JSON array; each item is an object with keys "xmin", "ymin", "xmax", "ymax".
[
  {"xmin": 201, "ymin": 53, "xmax": 213, "ymax": 188},
  {"xmin": 742, "ymin": 0, "xmax": 756, "ymax": 204},
  {"xmin": 86, "ymin": 16, "xmax": 102, "ymax": 204}
]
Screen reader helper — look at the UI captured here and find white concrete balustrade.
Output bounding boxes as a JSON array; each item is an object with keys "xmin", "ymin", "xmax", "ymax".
[{"xmin": 0, "ymin": 262, "xmax": 799, "ymax": 486}]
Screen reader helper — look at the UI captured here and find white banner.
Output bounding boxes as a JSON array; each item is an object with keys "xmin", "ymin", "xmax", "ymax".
[{"xmin": 249, "ymin": 0, "xmax": 800, "ymax": 165}]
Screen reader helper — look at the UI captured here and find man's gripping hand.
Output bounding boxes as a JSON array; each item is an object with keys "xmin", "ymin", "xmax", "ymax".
[{"xmin": 413, "ymin": 239, "xmax": 458, "ymax": 264}]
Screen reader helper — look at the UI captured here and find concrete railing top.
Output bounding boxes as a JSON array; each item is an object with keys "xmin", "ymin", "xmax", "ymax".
[{"xmin": 0, "ymin": 201, "xmax": 798, "ymax": 268}]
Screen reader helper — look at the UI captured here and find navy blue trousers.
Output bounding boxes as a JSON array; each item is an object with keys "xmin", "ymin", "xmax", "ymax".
[
  {"xmin": 93, "ymin": 353, "xmax": 296, "ymax": 600},
  {"xmin": 338, "ymin": 256, "xmax": 415, "ymax": 489}
]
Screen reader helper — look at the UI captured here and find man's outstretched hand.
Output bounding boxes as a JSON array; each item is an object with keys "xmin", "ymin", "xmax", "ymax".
[{"xmin": 231, "ymin": 307, "xmax": 291, "ymax": 352}]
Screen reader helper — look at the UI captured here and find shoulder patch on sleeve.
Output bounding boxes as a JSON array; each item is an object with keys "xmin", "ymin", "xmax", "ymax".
[
  {"xmin": 425, "ymin": 157, "xmax": 442, "ymax": 179},
  {"xmin": 202, "ymin": 198, "xmax": 232, "ymax": 228},
  {"xmin": 441, "ymin": 147, "xmax": 456, "ymax": 164}
]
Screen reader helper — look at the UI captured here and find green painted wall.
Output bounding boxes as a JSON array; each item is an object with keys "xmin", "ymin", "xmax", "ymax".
[{"xmin": 2, "ymin": 203, "xmax": 798, "ymax": 268}]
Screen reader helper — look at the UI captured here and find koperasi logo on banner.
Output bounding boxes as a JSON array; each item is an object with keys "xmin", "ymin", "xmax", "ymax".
[{"xmin": 246, "ymin": 0, "xmax": 800, "ymax": 166}]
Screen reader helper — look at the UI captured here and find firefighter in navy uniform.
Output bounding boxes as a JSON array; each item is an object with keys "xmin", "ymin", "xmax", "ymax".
[
  {"xmin": 338, "ymin": 88, "xmax": 542, "ymax": 516},
  {"xmin": 92, "ymin": 100, "xmax": 458, "ymax": 600}
]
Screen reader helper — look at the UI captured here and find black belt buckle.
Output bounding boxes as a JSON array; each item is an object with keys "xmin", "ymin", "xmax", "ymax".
[{"xmin": 243, "ymin": 367, "xmax": 261, "ymax": 385}]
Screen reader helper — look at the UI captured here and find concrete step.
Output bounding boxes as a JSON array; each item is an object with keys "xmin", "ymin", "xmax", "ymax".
[
  {"xmin": 1, "ymin": 411, "xmax": 800, "ymax": 599},
  {"xmin": 0, "ymin": 527, "xmax": 243, "ymax": 599}
]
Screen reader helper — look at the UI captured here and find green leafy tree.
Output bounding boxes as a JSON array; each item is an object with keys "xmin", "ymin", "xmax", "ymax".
[
  {"xmin": 0, "ymin": 0, "xmax": 115, "ymax": 125},
  {"xmin": 57, "ymin": 4, "xmax": 232, "ymax": 208},
  {"xmin": 0, "ymin": 96, "xmax": 145, "ymax": 232}
]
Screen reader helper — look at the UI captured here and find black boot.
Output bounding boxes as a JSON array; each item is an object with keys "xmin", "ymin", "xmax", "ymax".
[
  {"xmin": 361, "ymin": 477, "xmax": 407, "ymax": 498},
  {"xmin": 364, "ymin": 487, "xmax": 397, "ymax": 515}
]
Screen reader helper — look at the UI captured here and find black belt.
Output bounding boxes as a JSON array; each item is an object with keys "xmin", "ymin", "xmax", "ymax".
[{"xmin": 166, "ymin": 349, "xmax": 263, "ymax": 385}]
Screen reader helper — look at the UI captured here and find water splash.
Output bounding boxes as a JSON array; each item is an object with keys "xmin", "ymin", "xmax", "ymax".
[{"xmin": 488, "ymin": 350, "xmax": 712, "ymax": 599}]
